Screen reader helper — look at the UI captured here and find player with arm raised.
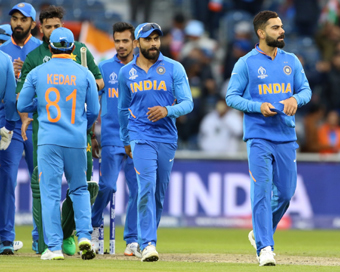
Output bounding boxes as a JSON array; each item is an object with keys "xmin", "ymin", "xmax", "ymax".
[
  {"xmin": 226, "ymin": 10, "xmax": 312, "ymax": 266},
  {"xmin": 18, "ymin": 27, "xmax": 99, "ymax": 261},
  {"xmin": 118, "ymin": 22, "xmax": 193, "ymax": 262}
]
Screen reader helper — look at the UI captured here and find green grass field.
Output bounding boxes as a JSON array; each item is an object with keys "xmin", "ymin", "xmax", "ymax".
[{"xmin": 1, "ymin": 226, "xmax": 340, "ymax": 271}]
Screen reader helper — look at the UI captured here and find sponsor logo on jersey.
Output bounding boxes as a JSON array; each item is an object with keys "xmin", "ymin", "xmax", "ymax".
[
  {"xmin": 43, "ymin": 56, "xmax": 51, "ymax": 63},
  {"xmin": 129, "ymin": 68, "xmax": 138, "ymax": 80},
  {"xmin": 283, "ymin": 65, "xmax": 292, "ymax": 75},
  {"xmin": 258, "ymin": 83, "xmax": 292, "ymax": 95},
  {"xmin": 257, "ymin": 66, "xmax": 268, "ymax": 79},
  {"xmin": 156, "ymin": 66, "xmax": 166, "ymax": 75},
  {"xmin": 109, "ymin": 72, "xmax": 118, "ymax": 84},
  {"xmin": 130, "ymin": 80, "xmax": 167, "ymax": 93}
]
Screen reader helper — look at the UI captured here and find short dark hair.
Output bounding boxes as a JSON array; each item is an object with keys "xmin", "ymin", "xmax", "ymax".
[
  {"xmin": 50, "ymin": 46, "xmax": 73, "ymax": 55},
  {"xmin": 253, "ymin": 10, "xmax": 279, "ymax": 38},
  {"xmin": 39, "ymin": 5, "xmax": 64, "ymax": 24},
  {"xmin": 113, "ymin": 22, "xmax": 135, "ymax": 40}
]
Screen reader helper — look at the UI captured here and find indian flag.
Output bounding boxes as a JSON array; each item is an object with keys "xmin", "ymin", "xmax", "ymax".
[
  {"xmin": 319, "ymin": 0, "xmax": 340, "ymax": 25},
  {"xmin": 79, "ymin": 21, "xmax": 116, "ymax": 63}
]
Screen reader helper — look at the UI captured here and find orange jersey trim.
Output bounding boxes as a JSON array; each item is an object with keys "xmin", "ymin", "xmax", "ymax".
[
  {"xmin": 11, "ymin": 34, "xmax": 32, "ymax": 46},
  {"xmin": 134, "ymin": 167, "xmax": 140, "ymax": 175},
  {"xmin": 255, "ymin": 44, "xmax": 277, "ymax": 59},
  {"xmin": 249, "ymin": 170, "xmax": 256, "ymax": 182},
  {"xmin": 128, "ymin": 108, "xmax": 136, "ymax": 118},
  {"xmin": 52, "ymin": 54, "xmax": 73, "ymax": 59}
]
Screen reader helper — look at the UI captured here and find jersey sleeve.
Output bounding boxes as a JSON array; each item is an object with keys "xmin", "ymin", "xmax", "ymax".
[
  {"xmin": 165, "ymin": 62, "xmax": 193, "ymax": 118},
  {"xmin": 4, "ymin": 56, "xmax": 19, "ymax": 130},
  {"xmin": 118, "ymin": 68, "xmax": 131, "ymax": 146},
  {"xmin": 225, "ymin": 58, "xmax": 262, "ymax": 113},
  {"xmin": 17, "ymin": 69, "xmax": 37, "ymax": 113},
  {"xmin": 292, "ymin": 55, "xmax": 312, "ymax": 107},
  {"xmin": 85, "ymin": 70, "xmax": 100, "ymax": 129},
  {"xmin": 84, "ymin": 44, "xmax": 102, "ymax": 80},
  {"xmin": 98, "ymin": 62, "xmax": 105, "ymax": 96},
  {"xmin": 16, "ymin": 53, "xmax": 35, "ymax": 94}
]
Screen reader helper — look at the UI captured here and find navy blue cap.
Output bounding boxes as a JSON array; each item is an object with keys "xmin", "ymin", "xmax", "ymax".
[
  {"xmin": 270, "ymin": 102, "xmax": 295, "ymax": 128},
  {"xmin": 135, "ymin": 22, "xmax": 163, "ymax": 39},
  {"xmin": 9, "ymin": 2, "xmax": 36, "ymax": 21},
  {"xmin": 50, "ymin": 27, "xmax": 74, "ymax": 51}
]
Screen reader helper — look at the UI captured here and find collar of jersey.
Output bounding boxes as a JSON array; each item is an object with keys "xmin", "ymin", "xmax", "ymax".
[
  {"xmin": 52, "ymin": 54, "xmax": 73, "ymax": 59},
  {"xmin": 132, "ymin": 52, "xmax": 164, "ymax": 66},
  {"xmin": 11, "ymin": 34, "xmax": 32, "ymax": 46},
  {"xmin": 255, "ymin": 43, "xmax": 277, "ymax": 60}
]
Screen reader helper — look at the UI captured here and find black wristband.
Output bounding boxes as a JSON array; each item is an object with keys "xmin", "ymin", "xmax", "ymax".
[{"xmin": 96, "ymin": 83, "xmax": 99, "ymax": 91}]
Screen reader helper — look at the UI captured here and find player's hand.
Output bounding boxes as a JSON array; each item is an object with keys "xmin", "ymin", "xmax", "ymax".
[
  {"xmin": 280, "ymin": 97, "xmax": 298, "ymax": 116},
  {"xmin": 91, "ymin": 138, "xmax": 100, "ymax": 158},
  {"xmin": 0, "ymin": 127, "xmax": 13, "ymax": 150},
  {"xmin": 124, "ymin": 145, "xmax": 133, "ymax": 159},
  {"xmin": 260, "ymin": 102, "xmax": 277, "ymax": 117},
  {"xmin": 147, "ymin": 106, "xmax": 168, "ymax": 122},
  {"xmin": 13, "ymin": 58, "xmax": 24, "ymax": 79},
  {"xmin": 21, "ymin": 117, "xmax": 33, "ymax": 141}
]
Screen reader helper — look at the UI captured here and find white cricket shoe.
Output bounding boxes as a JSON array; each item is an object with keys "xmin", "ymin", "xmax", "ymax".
[
  {"xmin": 79, "ymin": 238, "xmax": 96, "ymax": 260},
  {"xmin": 141, "ymin": 244, "xmax": 159, "ymax": 262},
  {"xmin": 13, "ymin": 241, "xmax": 23, "ymax": 251},
  {"xmin": 124, "ymin": 242, "xmax": 142, "ymax": 258},
  {"xmin": 248, "ymin": 230, "xmax": 257, "ymax": 250},
  {"xmin": 258, "ymin": 246, "xmax": 276, "ymax": 266},
  {"xmin": 41, "ymin": 249, "xmax": 64, "ymax": 260},
  {"xmin": 91, "ymin": 227, "xmax": 99, "ymax": 253}
]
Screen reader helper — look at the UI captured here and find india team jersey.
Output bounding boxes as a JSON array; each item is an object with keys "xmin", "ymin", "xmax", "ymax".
[
  {"xmin": 99, "ymin": 54, "xmax": 133, "ymax": 147},
  {"xmin": 118, "ymin": 53, "xmax": 193, "ymax": 145},
  {"xmin": 0, "ymin": 35, "xmax": 42, "ymax": 137},
  {"xmin": 0, "ymin": 51, "xmax": 19, "ymax": 129},
  {"xmin": 18, "ymin": 54, "xmax": 99, "ymax": 148},
  {"xmin": 226, "ymin": 44, "xmax": 312, "ymax": 142}
]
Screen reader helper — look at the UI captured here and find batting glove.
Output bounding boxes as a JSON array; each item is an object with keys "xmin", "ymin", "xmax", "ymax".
[{"xmin": 0, "ymin": 126, "xmax": 13, "ymax": 150}]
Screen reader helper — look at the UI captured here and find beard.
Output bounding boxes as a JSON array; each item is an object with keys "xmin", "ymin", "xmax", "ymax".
[
  {"xmin": 117, "ymin": 48, "xmax": 133, "ymax": 59},
  {"xmin": 140, "ymin": 46, "xmax": 160, "ymax": 60},
  {"xmin": 265, "ymin": 34, "xmax": 285, "ymax": 48},
  {"xmin": 12, "ymin": 26, "xmax": 31, "ymax": 41}
]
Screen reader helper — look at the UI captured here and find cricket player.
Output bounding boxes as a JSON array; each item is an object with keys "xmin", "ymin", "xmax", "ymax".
[
  {"xmin": 91, "ymin": 22, "xmax": 140, "ymax": 257},
  {"xmin": 16, "ymin": 5, "xmax": 103, "ymax": 255},
  {"xmin": 0, "ymin": 2, "xmax": 41, "ymax": 253},
  {"xmin": 18, "ymin": 27, "xmax": 99, "ymax": 261},
  {"xmin": 0, "ymin": 24, "xmax": 12, "ymax": 45},
  {"xmin": 0, "ymin": 50, "xmax": 21, "ymax": 255},
  {"xmin": 118, "ymin": 22, "xmax": 193, "ymax": 262},
  {"xmin": 226, "ymin": 11, "xmax": 312, "ymax": 266}
]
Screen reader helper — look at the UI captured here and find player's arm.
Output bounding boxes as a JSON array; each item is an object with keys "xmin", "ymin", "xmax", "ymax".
[
  {"xmin": 17, "ymin": 70, "xmax": 37, "ymax": 113},
  {"xmin": 226, "ymin": 59, "xmax": 270, "ymax": 115},
  {"xmin": 165, "ymin": 62, "xmax": 194, "ymax": 118},
  {"xmin": 84, "ymin": 44, "xmax": 105, "ymax": 91},
  {"xmin": 85, "ymin": 71, "xmax": 100, "ymax": 129},
  {"xmin": 118, "ymin": 68, "xmax": 132, "ymax": 158}
]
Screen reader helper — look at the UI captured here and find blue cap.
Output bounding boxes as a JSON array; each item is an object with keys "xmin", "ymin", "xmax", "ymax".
[
  {"xmin": 135, "ymin": 22, "xmax": 163, "ymax": 40},
  {"xmin": 50, "ymin": 27, "xmax": 74, "ymax": 51},
  {"xmin": 9, "ymin": 2, "xmax": 36, "ymax": 21},
  {"xmin": 184, "ymin": 20, "xmax": 204, "ymax": 37},
  {"xmin": 270, "ymin": 102, "xmax": 295, "ymax": 128},
  {"xmin": 0, "ymin": 24, "xmax": 12, "ymax": 42}
]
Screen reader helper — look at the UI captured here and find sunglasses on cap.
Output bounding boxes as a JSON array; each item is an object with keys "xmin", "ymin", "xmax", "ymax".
[
  {"xmin": 137, "ymin": 23, "xmax": 161, "ymax": 39},
  {"xmin": 0, "ymin": 28, "xmax": 10, "ymax": 37}
]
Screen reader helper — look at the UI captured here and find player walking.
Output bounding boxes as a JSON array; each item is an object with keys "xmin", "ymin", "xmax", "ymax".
[
  {"xmin": 226, "ymin": 10, "xmax": 312, "ymax": 266},
  {"xmin": 91, "ymin": 22, "xmax": 140, "ymax": 257},
  {"xmin": 118, "ymin": 22, "xmax": 193, "ymax": 262},
  {"xmin": 18, "ymin": 27, "xmax": 99, "ymax": 260},
  {"xmin": 0, "ymin": 2, "xmax": 41, "ymax": 254}
]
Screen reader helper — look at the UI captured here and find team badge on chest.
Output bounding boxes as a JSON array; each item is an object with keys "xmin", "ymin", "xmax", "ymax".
[
  {"xmin": 283, "ymin": 65, "xmax": 292, "ymax": 75},
  {"xmin": 129, "ymin": 68, "xmax": 138, "ymax": 80},
  {"xmin": 257, "ymin": 66, "xmax": 268, "ymax": 79},
  {"xmin": 109, "ymin": 72, "xmax": 118, "ymax": 84},
  {"xmin": 156, "ymin": 66, "xmax": 166, "ymax": 75}
]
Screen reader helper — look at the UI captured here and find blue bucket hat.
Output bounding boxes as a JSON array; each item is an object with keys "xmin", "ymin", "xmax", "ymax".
[
  {"xmin": 50, "ymin": 27, "xmax": 74, "ymax": 51},
  {"xmin": 9, "ymin": 2, "xmax": 36, "ymax": 21},
  {"xmin": 135, "ymin": 22, "xmax": 163, "ymax": 40}
]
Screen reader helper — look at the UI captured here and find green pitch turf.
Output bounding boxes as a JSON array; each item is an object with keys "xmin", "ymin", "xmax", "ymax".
[{"xmin": 1, "ymin": 226, "xmax": 340, "ymax": 271}]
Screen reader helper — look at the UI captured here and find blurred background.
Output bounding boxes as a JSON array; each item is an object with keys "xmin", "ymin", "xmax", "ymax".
[{"xmin": 3, "ymin": 0, "xmax": 340, "ymax": 230}]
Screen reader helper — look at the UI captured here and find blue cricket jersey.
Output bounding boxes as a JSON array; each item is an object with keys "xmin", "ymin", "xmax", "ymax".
[
  {"xmin": 17, "ymin": 54, "xmax": 100, "ymax": 148},
  {"xmin": 226, "ymin": 44, "xmax": 312, "ymax": 142},
  {"xmin": 0, "ymin": 51, "xmax": 19, "ymax": 130},
  {"xmin": 118, "ymin": 52, "xmax": 193, "ymax": 145},
  {"xmin": 0, "ymin": 35, "xmax": 42, "ymax": 139},
  {"xmin": 99, "ymin": 54, "xmax": 135, "ymax": 147}
]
